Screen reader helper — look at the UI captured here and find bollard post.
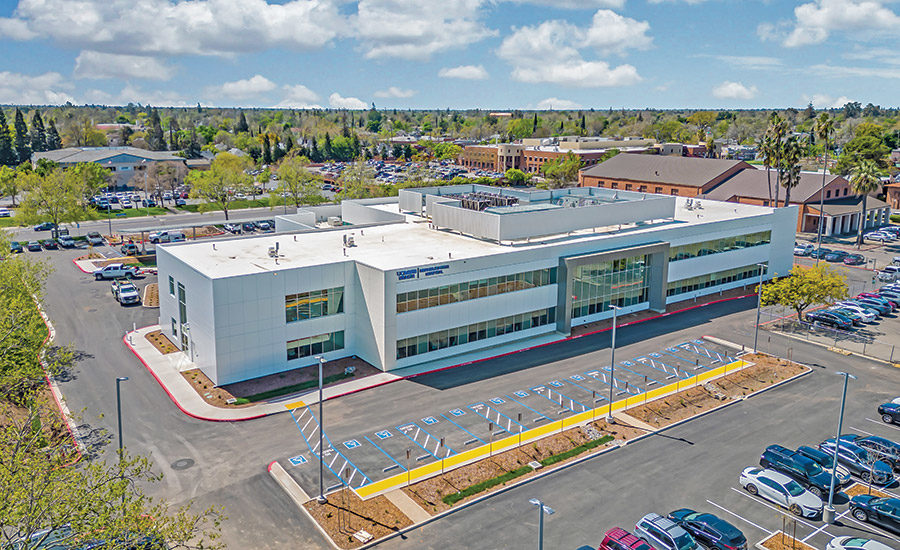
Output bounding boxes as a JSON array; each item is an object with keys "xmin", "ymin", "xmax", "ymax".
[
  {"xmin": 406, "ymin": 448, "xmax": 411, "ymax": 487},
  {"xmin": 440, "ymin": 438, "xmax": 445, "ymax": 476},
  {"xmin": 488, "ymin": 422, "xmax": 493, "ymax": 458},
  {"xmin": 891, "ymin": 345, "xmax": 895, "ymax": 363},
  {"xmin": 591, "ymin": 391, "xmax": 596, "ymax": 422}
]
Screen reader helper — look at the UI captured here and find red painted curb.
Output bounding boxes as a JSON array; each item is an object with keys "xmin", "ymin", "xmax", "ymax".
[
  {"xmin": 36, "ymin": 306, "xmax": 83, "ymax": 464},
  {"xmin": 267, "ymin": 460, "xmax": 277, "ymax": 472},
  {"xmin": 72, "ymin": 258, "xmax": 93, "ymax": 274}
]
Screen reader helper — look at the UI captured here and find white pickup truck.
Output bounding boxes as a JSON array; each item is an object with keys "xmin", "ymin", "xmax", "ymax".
[
  {"xmin": 93, "ymin": 263, "xmax": 140, "ymax": 281},
  {"xmin": 111, "ymin": 279, "xmax": 141, "ymax": 305}
]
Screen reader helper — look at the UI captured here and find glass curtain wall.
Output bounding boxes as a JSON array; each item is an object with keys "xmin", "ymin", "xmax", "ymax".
[
  {"xmin": 669, "ymin": 231, "xmax": 771, "ymax": 262},
  {"xmin": 571, "ymin": 255, "xmax": 650, "ymax": 320},
  {"xmin": 286, "ymin": 331, "xmax": 345, "ymax": 360},
  {"xmin": 397, "ymin": 268, "xmax": 557, "ymax": 313},
  {"xmin": 285, "ymin": 287, "xmax": 344, "ymax": 323},
  {"xmin": 666, "ymin": 264, "xmax": 762, "ymax": 296}
]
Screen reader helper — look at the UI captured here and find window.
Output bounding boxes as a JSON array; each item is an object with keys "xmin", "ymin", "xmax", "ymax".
[
  {"xmin": 670, "ymin": 189, "xmax": 679, "ymax": 195},
  {"xmin": 286, "ymin": 287, "xmax": 344, "ymax": 323},
  {"xmin": 397, "ymin": 268, "xmax": 557, "ymax": 313},
  {"xmin": 610, "ymin": 182, "xmax": 619, "ymax": 189},
  {"xmin": 667, "ymin": 264, "xmax": 762, "ymax": 297},
  {"xmin": 624, "ymin": 184, "xmax": 632, "ymax": 190},
  {"xmin": 396, "ymin": 307, "xmax": 555, "ymax": 359},
  {"xmin": 655, "ymin": 187, "xmax": 663, "ymax": 194},
  {"xmin": 168, "ymin": 276, "xmax": 175, "ymax": 296},
  {"xmin": 177, "ymin": 283, "xmax": 186, "ymax": 324},
  {"xmin": 171, "ymin": 318, "xmax": 177, "ymax": 336},
  {"xmin": 668, "ymin": 231, "xmax": 772, "ymax": 263},
  {"xmin": 286, "ymin": 331, "xmax": 345, "ymax": 361},
  {"xmin": 826, "ymin": 190, "xmax": 832, "ymax": 198},
  {"xmin": 638, "ymin": 185, "xmax": 647, "ymax": 192}
]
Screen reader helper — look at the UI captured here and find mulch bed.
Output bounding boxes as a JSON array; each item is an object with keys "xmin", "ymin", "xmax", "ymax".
[
  {"xmin": 181, "ymin": 369, "xmax": 254, "ymax": 409},
  {"xmin": 760, "ymin": 532, "xmax": 817, "ymax": 550},
  {"xmin": 74, "ymin": 253, "xmax": 103, "ymax": 261},
  {"xmin": 303, "ymin": 490, "xmax": 413, "ymax": 550},
  {"xmin": 221, "ymin": 356, "xmax": 382, "ymax": 400},
  {"xmin": 845, "ymin": 482, "xmax": 890, "ymax": 499},
  {"xmin": 92, "ymin": 257, "xmax": 140, "ymax": 268},
  {"xmin": 142, "ymin": 283, "xmax": 159, "ymax": 308},
  {"xmin": 145, "ymin": 330, "xmax": 178, "ymax": 355}
]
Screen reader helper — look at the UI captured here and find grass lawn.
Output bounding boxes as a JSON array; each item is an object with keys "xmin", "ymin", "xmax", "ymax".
[
  {"xmin": 175, "ymin": 198, "xmax": 273, "ymax": 214},
  {"xmin": 91, "ymin": 207, "xmax": 170, "ymax": 219},
  {"xmin": 0, "ymin": 218, "xmax": 21, "ymax": 227}
]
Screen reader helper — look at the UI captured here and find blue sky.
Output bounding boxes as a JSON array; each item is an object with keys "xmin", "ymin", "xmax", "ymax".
[{"xmin": 0, "ymin": 0, "xmax": 898, "ymax": 109}]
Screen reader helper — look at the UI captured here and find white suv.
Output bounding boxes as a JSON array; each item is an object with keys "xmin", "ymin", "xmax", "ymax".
[{"xmin": 635, "ymin": 513, "xmax": 698, "ymax": 550}]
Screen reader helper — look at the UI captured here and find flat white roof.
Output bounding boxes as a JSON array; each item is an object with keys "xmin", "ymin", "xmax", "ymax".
[{"xmin": 161, "ymin": 197, "xmax": 775, "ymax": 279}]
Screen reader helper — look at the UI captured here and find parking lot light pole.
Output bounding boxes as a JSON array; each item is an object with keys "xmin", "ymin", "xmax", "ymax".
[
  {"xmin": 824, "ymin": 371, "xmax": 856, "ymax": 524},
  {"xmin": 753, "ymin": 263, "xmax": 768, "ymax": 354},
  {"xmin": 528, "ymin": 498, "xmax": 554, "ymax": 550},
  {"xmin": 316, "ymin": 355, "xmax": 327, "ymax": 504},
  {"xmin": 116, "ymin": 376, "xmax": 129, "ymax": 455},
  {"xmin": 608, "ymin": 305, "xmax": 620, "ymax": 422}
]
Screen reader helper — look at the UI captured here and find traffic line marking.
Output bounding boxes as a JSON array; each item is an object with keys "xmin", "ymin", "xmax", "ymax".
[
  {"xmin": 705, "ymin": 499, "xmax": 772, "ymax": 535},
  {"xmin": 729, "ymin": 487, "xmax": 822, "ymax": 532},
  {"xmin": 865, "ymin": 418, "xmax": 900, "ymax": 432}
]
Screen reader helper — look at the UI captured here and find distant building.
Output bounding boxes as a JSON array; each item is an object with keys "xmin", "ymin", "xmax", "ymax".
[
  {"xmin": 32, "ymin": 146, "xmax": 184, "ymax": 188},
  {"xmin": 579, "ymin": 154, "xmax": 751, "ymax": 196}
]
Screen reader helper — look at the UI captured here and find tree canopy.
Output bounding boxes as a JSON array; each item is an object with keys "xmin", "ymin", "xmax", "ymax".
[
  {"xmin": 187, "ymin": 152, "xmax": 252, "ymax": 220},
  {"xmin": 759, "ymin": 264, "xmax": 848, "ymax": 319}
]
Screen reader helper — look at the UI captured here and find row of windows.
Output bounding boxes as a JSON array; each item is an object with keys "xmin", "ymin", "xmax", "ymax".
[
  {"xmin": 396, "ymin": 307, "xmax": 556, "ymax": 359},
  {"xmin": 571, "ymin": 255, "xmax": 651, "ymax": 320},
  {"xmin": 397, "ymin": 268, "xmax": 557, "ymax": 313},
  {"xmin": 593, "ymin": 180, "xmax": 685, "ymax": 195},
  {"xmin": 285, "ymin": 287, "xmax": 344, "ymax": 323},
  {"xmin": 666, "ymin": 264, "xmax": 762, "ymax": 297},
  {"xmin": 287, "ymin": 331, "xmax": 345, "ymax": 361},
  {"xmin": 669, "ymin": 231, "xmax": 771, "ymax": 262}
]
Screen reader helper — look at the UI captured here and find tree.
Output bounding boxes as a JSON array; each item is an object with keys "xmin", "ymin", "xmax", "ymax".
[
  {"xmin": 261, "ymin": 134, "xmax": 272, "ymax": 165},
  {"xmin": 187, "ymin": 152, "xmax": 252, "ymax": 220},
  {"xmin": 29, "ymin": 111, "xmax": 46, "ymax": 153},
  {"xmin": 14, "ymin": 109, "xmax": 31, "ymax": 164},
  {"xmin": 147, "ymin": 109, "xmax": 165, "ymax": 151},
  {"xmin": 275, "ymin": 155, "xmax": 324, "ymax": 207},
  {"xmin": 19, "ymin": 168, "xmax": 90, "ymax": 229},
  {"xmin": 759, "ymin": 264, "xmax": 847, "ymax": 320},
  {"xmin": 504, "ymin": 168, "xmax": 531, "ymax": 186},
  {"xmin": 45, "ymin": 119, "xmax": 62, "ymax": 150},
  {"xmin": 185, "ymin": 126, "xmax": 201, "ymax": 159},
  {"xmin": 145, "ymin": 162, "xmax": 184, "ymax": 204},
  {"xmin": 0, "ymin": 165, "xmax": 18, "ymax": 206},
  {"xmin": 0, "ymin": 110, "xmax": 16, "ymax": 166},
  {"xmin": 834, "ymin": 123, "xmax": 890, "ymax": 175},
  {"xmin": 779, "ymin": 136, "xmax": 803, "ymax": 205},
  {"xmin": 850, "ymin": 159, "xmax": 881, "ymax": 248},
  {"xmin": 69, "ymin": 162, "xmax": 112, "ymax": 200},
  {"xmin": 540, "ymin": 151, "xmax": 582, "ymax": 188},
  {"xmin": 235, "ymin": 111, "xmax": 249, "ymax": 133},
  {"xmin": 336, "ymin": 159, "xmax": 376, "ymax": 200},
  {"xmin": 814, "ymin": 113, "xmax": 834, "ymax": 245},
  {"xmin": 168, "ymin": 117, "xmax": 181, "ymax": 151}
]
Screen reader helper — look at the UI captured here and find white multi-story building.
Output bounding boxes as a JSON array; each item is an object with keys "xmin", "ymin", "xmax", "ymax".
[{"xmin": 157, "ymin": 185, "xmax": 796, "ymax": 386}]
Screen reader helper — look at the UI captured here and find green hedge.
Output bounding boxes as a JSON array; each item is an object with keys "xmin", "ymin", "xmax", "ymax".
[
  {"xmin": 891, "ymin": 214, "xmax": 900, "ymax": 223},
  {"xmin": 442, "ymin": 465, "xmax": 533, "ymax": 505},
  {"xmin": 242, "ymin": 371, "xmax": 353, "ymax": 402},
  {"xmin": 539, "ymin": 435, "xmax": 615, "ymax": 467}
]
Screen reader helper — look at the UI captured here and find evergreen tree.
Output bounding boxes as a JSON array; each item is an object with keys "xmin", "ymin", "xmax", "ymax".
[
  {"xmin": 168, "ymin": 117, "xmax": 180, "ymax": 150},
  {"xmin": 350, "ymin": 133, "xmax": 360, "ymax": 158},
  {"xmin": 196, "ymin": 102, "xmax": 202, "ymax": 113},
  {"xmin": 580, "ymin": 114, "xmax": 586, "ymax": 131},
  {"xmin": 309, "ymin": 137, "xmax": 321, "ymax": 162},
  {"xmin": 285, "ymin": 135, "xmax": 294, "ymax": 153},
  {"xmin": 29, "ymin": 110, "xmax": 47, "ymax": 153},
  {"xmin": 0, "ymin": 110, "xmax": 16, "ymax": 166},
  {"xmin": 46, "ymin": 118, "xmax": 62, "ymax": 150},
  {"xmin": 262, "ymin": 134, "xmax": 272, "ymax": 164},
  {"xmin": 532, "ymin": 113, "xmax": 537, "ymax": 134},
  {"xmin": 13, "ymin": 109, "xmax": 31, "ymax": 163},
  {"xmin": 186, "ymin": 126, "xmax": 201, "ymax": 158},
  {"xmin": 235, "ymin": 111, "xmax": 249, "ymax": 133},
  {"xmin": 323, "ymin": 133, "xmax": 333, "ymax": 161},
  {"xmin": 147, "ymin": 109, "xmax": 165, "ymax": 151},
  {"xmin": 402, "ymin": 144, "xmax": 413, "ymax": 160}
]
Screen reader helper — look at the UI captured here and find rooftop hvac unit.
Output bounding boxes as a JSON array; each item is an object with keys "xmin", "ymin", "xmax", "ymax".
[{"xmin": 328, "ymin": 216, "xmax": 342, "ymax": 227}]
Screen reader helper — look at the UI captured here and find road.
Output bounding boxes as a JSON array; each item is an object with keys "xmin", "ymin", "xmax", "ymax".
[{"xmin": 28, "ymin": 243, "xmax": 900, "ymax": 549}]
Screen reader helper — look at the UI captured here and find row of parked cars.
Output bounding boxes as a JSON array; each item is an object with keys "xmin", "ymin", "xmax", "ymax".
[
  {"xmin": 864, "ymin": 225, "xmax": 900, "ymax": 243},
  {"xmin": 599, "ymin": 510, "xmax": 747, "ymax": 550},
  {"xmin": 794, "ymin": 243, "xmax": 866, "ymax": 265},
  {"xmin": 806, "ymin": 283, "xmax": 900, "ymax": 330},
  {"xmin": 8, "ymin": 232, "xmax": 105, "ymax": 254},
  {"xmin": 222, "ymin": 220, "xmax": 274, "ymax": 234}
]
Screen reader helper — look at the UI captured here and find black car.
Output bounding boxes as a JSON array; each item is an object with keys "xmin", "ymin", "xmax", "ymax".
[
  {"xmin": 760, "ymin": 444, "xmax": 838, "ymax": 497},
  {"xmin": 9, "ymin": 241, "xmax": 23, "ymax": 253},
  {"xmin": 824, "ymin": 250, "xmax": 850, "ymax": 262},
  {"xmin": 841, "ymin": 434, "xmax": 900, "ymax": 472},
  {"xmin": 41, "ymin": 239, "xmax": 58, "ymax": 250},
  {"xmin": 667, "ymin": 509, "xmax": 746, "ymax": 550},
  {"xmin": 849, "ymin": 495, "xmax": 900, "ymax": 534},
  {"xmin": 879, "ymin": 401, "xmax": 900, "ymax": 425},
  {"xmin": 806, "ymin": 310, "xmax": 853, "ymax": 330},
  {"xmin": 33, "ymin": 222, "xmax": 56, "ymax": 231},
  {"xmin": 241, "ymin": 222, "xmax": 255, "ymax": 232},
  {"xmin": 819, "ymin": 438, "xmax": 894, "ymax": 485},
  {"xmin": 810, "ymin": 247, "xmax": 832, "ymax": 259}
]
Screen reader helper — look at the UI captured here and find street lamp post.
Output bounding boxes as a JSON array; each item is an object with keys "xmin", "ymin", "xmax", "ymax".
[
  {"xmin": 753, "ymin": 263, "xmax": 768, "ymax": 354},
  {"xmin": 824, "ymin": 371, "xmax": 856, "ymax": 524},
  {"xmin": 116, "ymin": 376, "xmax": 129, "ymax": 454},
  {"xmin": 316, "ymin": 355, "xmax": 327, "ymax": 504},
  {"xmin": 528, "ymin": 498, "xmax": 554, "ymax": 550},
  {"xmin": 608, "ymin": 304, "xmax": 620, "ymax": 422}
]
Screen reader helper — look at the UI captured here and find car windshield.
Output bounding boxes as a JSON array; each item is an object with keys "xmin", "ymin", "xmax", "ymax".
[
  {"xmin": 674, "ymin": 533, "xmax": 695, "ymax": 550},
  {"xmin": 804, "ymin": 461, "xmax": 824, "ymax": 476},
  {"xmin": 784, "ymin": 479, "xmax": 805, "ymax": 496}
]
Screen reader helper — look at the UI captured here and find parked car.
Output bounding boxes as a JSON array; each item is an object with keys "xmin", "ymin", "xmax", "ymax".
[
  {"xmin": 818, "ymin": 439, "xmax": 894, "ymax": 485},
  {"xmin": 149, "ymin": 231, "xmax": 185, "ymax": 244},
  {"xmin": 853, "ymin": 297, "xmax": 892, "ymax": 315},
  {"xmin": 840, "ymin": 434, "xmax": 900, "ymax": 472},
  {"xmin": 0, "ymin": 207, "xmax": 11, "ymax": 217},
  {"xmin": 824, "ymin": 250, "xmax": 850, "ymax": 263},
  {"xmin": 634, "ymin": 513, "xmax": 699, "ymax": 550},
  {"xmin": 759, "ymin": 444, "xmax": 841, "ymax": 498},
  {"xmin": 55, "ymin": 235, "xmax": 75, "ymax": 248},
  {"xmin": 865, "ymin": 232, "xmax": 895, "ymax": 242},
  {"xmin": 667, "ymin": 509, "xmax": 746, "ymax": 550},
  {"xmin": 223, "ymin": 223, "xmax": 241, "ymax": 234},
  {"xmin": 33, "ymin": 222, "xmax": 56, "ymax": 231},
  {"xmin": 810, "ymin": 248, "xmax": 832, "ymax": 259},
  {"xmin": 241, "ymin": 222, "xmax": 255, "ymax": 232},
  {"xmin": 794, "ymin": 243, "xmax": 814, "ymax": 256},
  {"xmin": 877, "ymin": 289, "xmax": 900, "ymax": 305},
  {"xmin": 86, "ymin": 231, "xmax": 104, "ymax": 246},
  {"xmin": 111, "ymin": 279, "xmax": 141, "ymax": 305},
  {"xmin": 739, "ymin": 467, "xmax": 823, "ymax": 518},
  {"xmin": 40, "ymin": 239, "xmax": 58, "ymax": 250},
  {"xmin": 835, "ymin": 301, "xmax": 880, "ymax": 321},
  {"xmin": 826, "ymin": 308, "xmax": 863, "ymax": 326},
  {"xmin": 141, "ymin": 199, "xmax": 157, "ymax": 207},
  {"xmin": 843, "ymin": 254, "xmax": 866, "ymax": 266},
  {"xmin": 26, "ymin": 241, "xmax": 42, "ymax": 252},
  {"xmin": 877, "ymin": 266, "xmax": 900, "ymax": 282},
  {"xmin": 878, "ymin": 402, "xmax": 900, "ymax": 425},
  {"xmin": 120, "ymin": 243, "xmax": 140, "ymax": 256},
  {"xmin": 848, "ymin": 496, "xmax": 900, "ymax": 534},
  {"xmin": 858, "ymin": 293, "xmax": 897, "ymax": 310},
  {"xmin": 174, "ymin": 198, "xmax": 187, "ymax": 206},
  {"xmin": 8, "ymin": 241, "xmax": 23, "ymax": 254},
  {"xmin": 826, "ymin": 536, "xmax": 894, "ymax": 550},
  {"xmin": 93, "ymin": 263, "xmax": 140, "ymax": 281},
  {"xmin": 598, "ymin": 527, "xmax": 654, "ymax": 550},
  {"xmin": 796, "ymin": 445, "xmax": 853, "ymax": 486},
  {"xmin": 805, "ymin": 310, "xmax": 853, "ymax": 330}
]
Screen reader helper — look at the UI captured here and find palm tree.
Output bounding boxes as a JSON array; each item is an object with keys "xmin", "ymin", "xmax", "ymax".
[
  {"xmin": 850, "ymin": 159, "xmax": 881, "ymax": 248},
  {"xmin": 762, "ymin": 113, "xmax": 788, "ymax": 206},
  {"xmin": 759, "ymin": 134, "xmax": 775, "ymax": 204},
  {"xmin": 814, "ymin": 113, "xmax": 834, "ymax": 263},
  {"xmin": 781, "ymin": 136, "xmax": 803, "ymax": 206}
]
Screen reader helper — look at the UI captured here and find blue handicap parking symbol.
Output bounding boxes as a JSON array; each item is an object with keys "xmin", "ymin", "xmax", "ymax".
[
  {"xmin": 289, "ymin": 455, "xmax": 307, "ymax": 466},
  {"xmin": 650, "ymin": 352, "xmax": 662, "ymax": 358},
  {"xmin": 693, "ymin": 339, "xmax": 705, "ymax": 345},
  {"xmin": 667, "ymin": 347, "xmax": 679, "ymax": 353},
  {"xmin": 375, "ymin": 430, "xmax": 393, "ymax": 439},
  {"xmin": 343, "ymin": 439, "xmax": 361, "ymax": 449},
  {"xmin": 570, "ymin": 375, "xmax": 585, "ymax": 381},
  {"xmin": 449, "ymin": 409, "xmax": 465, "ymax": 417},
  {"xmin": 422, "ymin": 416, "xmax": 438, "ymax": 425},
  {"xmin": 622, "ymin": 361, "xmax": 634, "ymax": 366},
  {"xmin": 549, "ymin": 381, "xmax": 563, "ymax": 387},
  {"xmin": 489, "ymin": 397, "xmax": 505, "ymax": 405},
  {"xmin": 513, "ymin": 391, "xmax": 529, "ymax": 398}
]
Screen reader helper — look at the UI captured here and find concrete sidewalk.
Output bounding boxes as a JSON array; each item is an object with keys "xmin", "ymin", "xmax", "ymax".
[{"xmin": 124, "ymin": 325, "xmax": 401, "ymax": 421}]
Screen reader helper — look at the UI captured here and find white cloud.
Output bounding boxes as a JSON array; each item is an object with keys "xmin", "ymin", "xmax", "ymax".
[
  {"xmin": 842, "ymin": 47, "xmax": 900, "ymax": 64},
  {"xmin": 276, "ymin": 84, "xmax": 321, "ymax": 108},
  {"xmin": 74, "ymin": 51, "xmax": 175, "ymax": 80},
  {"xmin": 705, "ymin": 55, "xmax": 783, "ymax": 70},
  {"xmin": 438, "ymin": 65, "xmax": 489, "ymax": 80},
  {"xmin": 497, "ymin": 10, "xmax": 648, "ymax": 87},
  {"xmin": 0, "ymin": 0, "xmax": 343, "ymax": 56},
  {"xmin": 355, "ymin": 0, "xmax": 495, "ymax": 60},
  {"xmin": 647, "ymin": 0, "xmax": 708, "ymax": 4},
  {"xmin": 210, "ymin": 75, "xmax": 278, "ymax": 100},
  {"xmin": 374, "ymin": 86, "xmax": 416, "ymax": 99},
  {"xmin": 802, "ymin": 93, "xmax": 855, "ymax": 109},
  {"xmin": 808, "ymin": 63, "xmax": 900, "ymax": 79},
  {"xmin": 0, "ymin": 71, "xmax": 75, "ymax": 104},
  {"xmin": 329, "ymin": 93, "xmax": 368, "ymax": 110},
  {"xmin": 535, "ymin": 97, "xmax": 582, "ymax": 110},
  {"xmin": 711, "ymin": 81, "xmax": 758, "ymax": 100},
  {"xmin": 511, "ymin": 0, "xmax": 625, "ymax": 8},
  {"xmin": 114, "ymin": 84, "xmax": 190, "ymax": 107},
  {"xmin": 763, "ymin": 0, "xmax": 900, "ymax": 48}
]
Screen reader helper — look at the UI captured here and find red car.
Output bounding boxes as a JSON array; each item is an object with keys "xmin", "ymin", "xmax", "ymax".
[{"xmin": 599, "ymin": 527, "xmax": 654, "ymax": 550}]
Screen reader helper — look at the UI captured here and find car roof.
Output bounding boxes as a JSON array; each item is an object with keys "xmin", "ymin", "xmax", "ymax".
[
  {"xmin": 639, "ymin": 513, "xmax": 685, "ymax": 534},
  {"xmin": 759, "ymin": 468, "xmax": 794, "ymax": 485}
]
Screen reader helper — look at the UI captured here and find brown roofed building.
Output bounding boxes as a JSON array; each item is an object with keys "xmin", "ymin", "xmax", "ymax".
[{"xmin": 578, "ymin": 154, "xmax": 751, "ymax": 196}]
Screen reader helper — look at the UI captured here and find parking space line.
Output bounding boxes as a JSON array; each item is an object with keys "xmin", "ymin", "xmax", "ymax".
[
  {"xmin": 848, "ymin": 426, "xmax": 875, "ymax": 436},
  {"xmin": 635, "ymin": 354, "xmax": 683, "ymax": 380},
  {"xmin": 504, "ymin": 394, "xmax": 552, "ymax": 422},
  {"xmin": 467, "ymin": 402, "xmax": 522, "ymax": 434},
  {"xmin": 801, "ymin": 509, "xmax": 847, "ymax": 542},
  {"xmin": 729, "ymin": 487, "xmax": 822, "ymax": 532},
  {"xmin": 606, "ymin": 362, "xmax": 658, "ymax": 392},
  {"xmin": 582, "ymin": 370, "xmax": 628, "ymax": 396},
  {"xmin": 659, "ymin": 350, "xmax": 703, "ymax": 377},
  {"xmin": 364, "ymin": 435, "xmax": 407, "ymax": 472},
  {"xmin": 439, "ymin": 413, "xmax": 486, "ymax": 445},
  {"xmin": 529, "ymin": 384, "xmax": 587, "ymax": 413},
  {"xmin": 705, "ymin": 499, "xmax": 773, "ymax": 535},
  {"xmin": 563, "ymin": 377, "xmax": 614, "ymax": 399},
  {"xmin": 397, "ymin": 424, "xmax": 439, "ymax": 460},
  {"xmin": 866, "ymin": 418, "xmax": 900, "ymax": 432},
  {"xmin": 843, "ymin": 514, "xmax": 900, "ymax": 542}
]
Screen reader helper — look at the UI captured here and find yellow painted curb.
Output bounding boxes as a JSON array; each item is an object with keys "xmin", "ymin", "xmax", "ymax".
[{"xmin": 283, "ymin": 400, "xmax": 306, "ymax": 410}]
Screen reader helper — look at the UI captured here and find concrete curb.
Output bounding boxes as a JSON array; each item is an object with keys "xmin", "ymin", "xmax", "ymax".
[
  {"xmin": 768, "ymin": 328, "xmax": 897, "ymax": 367},
  {"xmin": 265, "ymin": 461, "xmax": 345, "ymax": 550}
]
